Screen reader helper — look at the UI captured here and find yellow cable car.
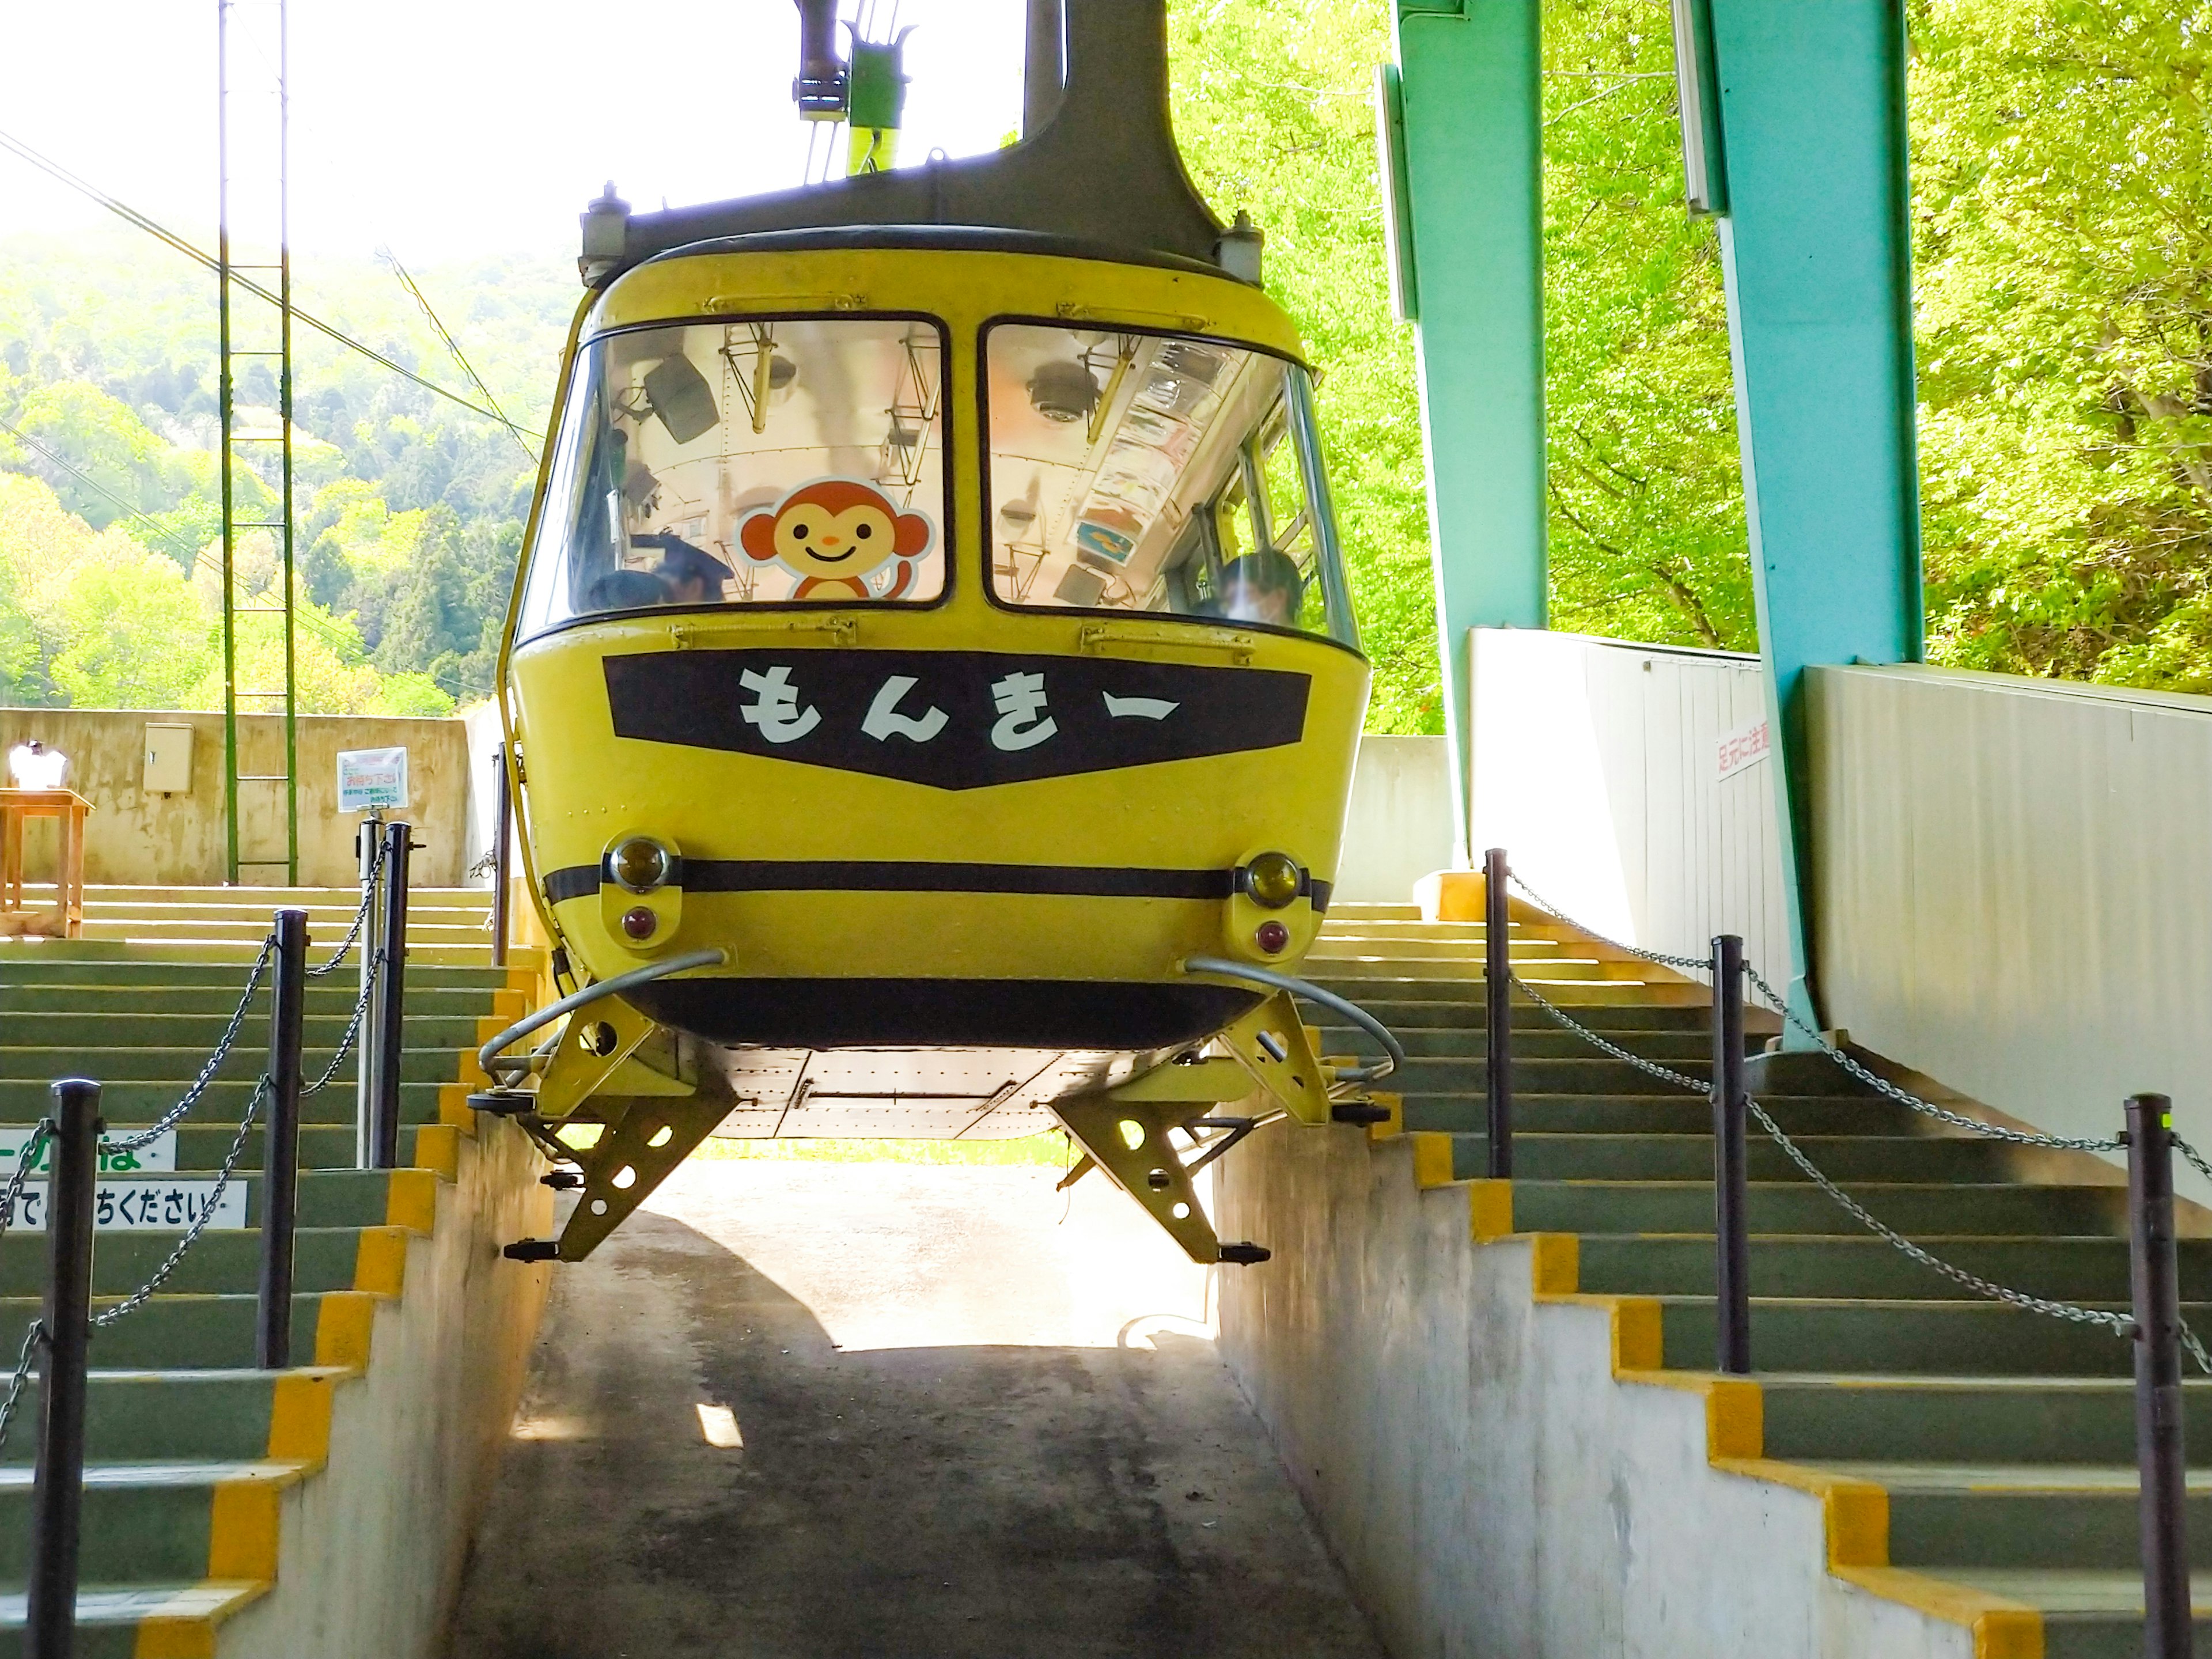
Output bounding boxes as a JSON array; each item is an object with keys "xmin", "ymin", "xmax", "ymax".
[{"xmin": 483, "ymin": 0, "xmax": 1397, "ymax": 1266}]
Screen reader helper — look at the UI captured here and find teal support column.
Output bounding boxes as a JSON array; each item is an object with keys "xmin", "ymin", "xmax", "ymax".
[
  {"xmin": 1693, "ymin": 0, "xmax": 1924, "ymax": 1033},
  {"xmin": 1381, "ymin": 1, "xmax": 1544, "ymax": 866}
]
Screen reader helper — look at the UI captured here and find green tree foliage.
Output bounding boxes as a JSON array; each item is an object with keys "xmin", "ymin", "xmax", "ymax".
[
  {"xmin": 0, "ymin": 238, "xmax": 562, "ymax": 713},
  {"xmin": 1543, "ymin": 0, "xmax": 1749, "ymax": 649},
  {"xmin": 49, "ymin": 552, "xmax": 215, "ymax": 709},
  {"xmin": 1912, "ymin": 0, "xmax": 2212, "ymax": 688},
  {"xmin": 1169, "ymin": 0, "xmax": 1443, "ymax": 732}
]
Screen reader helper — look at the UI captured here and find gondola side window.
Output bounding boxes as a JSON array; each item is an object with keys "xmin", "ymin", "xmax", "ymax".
[
  {"xmin": 983, "ymin": 323, "xmax": 1355, "ymax": 646},
  {"xmin": 517, "ymin": 317, "xmax": 949, "ymax": 635}
]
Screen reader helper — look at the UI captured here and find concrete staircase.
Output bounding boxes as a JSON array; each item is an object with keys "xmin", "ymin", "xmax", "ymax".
[
  {"xmin": 1301, "ymin": 899, "xmax": 2206, "ymax": 1659},
  {"xmin": 0, "ymin": 887, "xmax": 539, "ymax": 1656}
]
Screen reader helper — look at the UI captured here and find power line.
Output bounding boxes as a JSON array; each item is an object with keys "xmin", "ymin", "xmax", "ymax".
[
  {"xmin": 377, "ymin": 247, "xmax": 535, "ymax": 464},
  {"xmin": 0, "ymin": 126, "xmax": 544, "ymax": 446}
]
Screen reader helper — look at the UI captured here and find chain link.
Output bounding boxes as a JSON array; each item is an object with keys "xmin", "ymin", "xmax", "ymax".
[
  {"xmin": 1740, "ymin": 1097, "xmax": 2154, "ymax": 1347},
  {"xmin": 0, "ymin": 1321, "xmax": 43, "ymax": 1452},
  {"xmin": 105, "ymin": 935, "xmax": 276, "ymax": 1155},
  {"xmin": 302, "ymin": 962, "xmax": 378, "ymax": 1097},
  {"xmin": 1510, "ymin": 972, "xmax": 1711, "ymax": 1093},
  {"xmin": 1505, "ymin": 869, "xmax": 2125, "ymax": 1158},
  {"xmin": 1506, "ymin": 870, "xmax": 1713, "ymax": 974},
  {"xmin": 307, "ymin": 846, "xmax": 383, "ymax": 978},
  {"xmin": 92, "ymin": 1075, "xmax": 268, "ymax": 1330},
  {"xmin": 1738, "ymin": 965, "xmax": 2128, "ymax": 1154},
  {"xmin": 0, "ymin": 1124, "xmax": 52, "ymax": 1256},
  {"xmin": 1506, "ymin": 957, "xmax": 2199, "ymax": 1364}
]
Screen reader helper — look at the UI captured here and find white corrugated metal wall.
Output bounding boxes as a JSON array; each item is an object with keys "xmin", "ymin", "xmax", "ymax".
[
  {"xmin": 1465, "ymin": 628, "xmax": 1792, "ymax": 986},
  {"xmin": 1809, "ymin": 663, "xmax": 2212, "ymax": 1199}
]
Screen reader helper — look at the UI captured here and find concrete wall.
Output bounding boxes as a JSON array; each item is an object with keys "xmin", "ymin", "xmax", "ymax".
[
  {"xmin": 1335, "ymin": 735, "xmax": 1455, "ymax": 903},
  {"xmin": 1466, "ymin": 628, "xmax": 1791, "ymax": 982},
  {"xmin": 1216, "ymin": 1123, "xmax": 1978, "ymax": 1659},
  {"xmin": 460, "ymin": 700, "xmax": 505, "ymax": 891},
  {"xmin": 1809, "ymin": 663, "xmax": 2212, "ymax": 1203},
  {"xmin": 221, "ymin": 1116, "xmax": 555, "ymax": 1659},
  {"xmin": 0, "ymin": 708, "xmax": 471, "ymax": 887}
]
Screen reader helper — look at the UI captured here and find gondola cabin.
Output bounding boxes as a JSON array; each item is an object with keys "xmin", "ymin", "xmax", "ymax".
[{"xmin": 486, "ymin": 1, "xmax": 1390, "ymax": 1267}]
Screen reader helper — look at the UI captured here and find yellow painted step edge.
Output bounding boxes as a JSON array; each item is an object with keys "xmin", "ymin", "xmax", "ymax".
[
  {"xmin": 130, "ymin": 1582, "xmax": 269, "ymax": 1658},
  {"xmin": 137, "ymin": 1084, "xmax": 478, "ymax": 1657},
  {"xmin": 1425, "ymin": 1164, "xmax": 2047, "ymax": 1659}
]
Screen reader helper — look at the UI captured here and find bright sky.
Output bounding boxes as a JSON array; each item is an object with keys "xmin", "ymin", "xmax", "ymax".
[{"xmin": 2, "ymin": 0, "xmax": 1027, "ymax": 264}]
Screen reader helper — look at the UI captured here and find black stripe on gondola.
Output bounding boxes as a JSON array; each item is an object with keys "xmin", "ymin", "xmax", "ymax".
[
  {"xmin": 545, "ymin": 862, "xmax": 1335, "ymax": 908},
  {"xmin": 546, "ymin": 860, "xmax": 1236, "ymax": 903}
]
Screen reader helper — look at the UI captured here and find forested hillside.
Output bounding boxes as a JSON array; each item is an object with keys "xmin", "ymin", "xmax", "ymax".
[
  {"xmin": 2, "ymin": 0, "xmax": 2205, "ymax": 729},
  {"xmin": 0, "ymin": 239, "xmax": 572, "ymax": 714}
]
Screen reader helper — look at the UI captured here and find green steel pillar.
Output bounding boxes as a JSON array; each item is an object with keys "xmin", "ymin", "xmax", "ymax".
[
  {"xmin": 1685, "ymin": 0, "xmax": 1925, "ymax": 1030},
  {"xmin": 1379, "ymin": 0, "xmax": 1544, "ymax": 866}
]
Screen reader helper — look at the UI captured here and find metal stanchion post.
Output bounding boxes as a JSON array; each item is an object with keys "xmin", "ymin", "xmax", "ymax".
[
  {"xmin": 2126, "ymin": 1093, "xmax": 2192, "ymax": 1659},
  {"xmin": 355, "ymin": 809, "xmax": 383, "ymax": 1170},
  {"xmin": 1483, "ymin": 847, "xmax": 1513, "ymax": 1180},
  {"xmin": 371, "ymin": 821, "xmax": 412, "ymax": 1171},
  {"xmin": 258, "ymin": 909, "xmax": 308, "ymax": 1369},
  {"xmin": 27, "ymin": 1078, "xmax": 101, "ymax": 1659},
  {"xmin": 1712, "ymin": 935, "xmax": 1752, "ymax": 1375},
  {"xmin": 490, "ymin": 750, "xmax": 512, "ymax": 971}
]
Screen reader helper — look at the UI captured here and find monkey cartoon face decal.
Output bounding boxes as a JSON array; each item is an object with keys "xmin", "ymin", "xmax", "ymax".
[{"xmin": 739, "ymin": 479, "xmax": 936, "ymax": 601}]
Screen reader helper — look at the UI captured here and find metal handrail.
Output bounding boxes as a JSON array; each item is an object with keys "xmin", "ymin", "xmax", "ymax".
[
  {"xmin": 476, "ymin": 948, "xmax": 728, "ymax": 1082},
  {"xmin": 1180, "ymin": 955, "xmax": 1405, "ymax": 1085}
]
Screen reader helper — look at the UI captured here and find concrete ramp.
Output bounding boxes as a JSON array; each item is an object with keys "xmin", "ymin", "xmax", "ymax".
[{"xmin": 450, "ymin": 1161, "xmax": 1384, "ymax": 1659}]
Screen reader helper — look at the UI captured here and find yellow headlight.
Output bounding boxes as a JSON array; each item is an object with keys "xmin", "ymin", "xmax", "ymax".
[
  {"xmin": 1244, "ymin": 851, "xmax": 1302, "ymax": 910},
  {"xmin": 608, "ymin": 836, "xmax": 673, "ymax": 893}
]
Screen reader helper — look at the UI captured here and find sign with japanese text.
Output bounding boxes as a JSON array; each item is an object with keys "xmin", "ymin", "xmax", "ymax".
[
  {"xmin": 603, "ymin": 650, "xmax": 1312, "ymax": 791},
  {"xmin": 0, "ymin": 1127, "xmax": 175, "ymax": 1175},
  {"xmin": 1717, "ymin": 717, "xmax": 1771, "ymax": 782},
  {"xmin": 337, "ymin": 747, "xmax": 409, "ymax": 812},
  {"xmin": 2, "ymin": 1179, "xmax": 247, "ymax": 1232}
]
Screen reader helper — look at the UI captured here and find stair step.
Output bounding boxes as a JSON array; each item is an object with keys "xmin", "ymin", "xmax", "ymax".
[
  {"xmin": 1576, "ymin": 1233, "xmax": 2209, "ymax": 1302},
  {"xmin": 0, "ymin": 1368, "xmax": 351, "ymax": 1466},
  {"xmin": 0, "ymin": 1294, "xmax": 371, "ymax": 1370},
  {"xmin": 0, "ymin": 1226, "xmax": 383, "ymax": 1300},
  {"xmin": 1506, "ymin": 1179, "xmax": 2134, "ymax": 1239},
  {"xmin": 0, "ymin": 1581, "xmax": 264, "ymax": 1655},
  {"xmin": 1656, "ymin": 1296, "xmax": 2156, "ymax": 1375},
  {"xmin": 1934, "ymin": 1570, "xmax": 2212, "ymax": 1659},
  {"xmin": 0, "ymin": 1460, "xmax": 305, "ymax": 1586},
  {"xmin": 1760, "ymin": 1374, "xmax": 2212, "ymax": 1465}
]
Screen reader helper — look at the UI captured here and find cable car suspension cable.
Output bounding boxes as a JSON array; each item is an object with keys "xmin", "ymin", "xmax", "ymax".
[{"xmin": 0, "ymin": 126, "xmax": 542, "ymax": 445}]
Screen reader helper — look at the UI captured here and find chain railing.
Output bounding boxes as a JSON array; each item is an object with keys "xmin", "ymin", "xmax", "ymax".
[
  {"xmin": 4, "ymin": 899, "xmax": 365, "ymax": 1646},
  {"xmin": 92, "ymin": 1075, "xmax": 272, "ymax": 1332},
  {"xmin": 1509, "ymin": 948, "xmax": 2205, "ymax": 1363},
  {"xmin": 100, "ymin": 934, "xmax": 275, "ymax": 1158},
  {"xmin": 1487, "ymin": 846, "xmax": 2206, "ymax": 1657},
  {"xmin": 0, "ymin": 1124, "xmax": 53, "ymax": 1451},
  {"xmin": 307, "ymin": 838, "xmax": 384, "ymax": 978},
  {"xmin": 1508, "ymin": 869, "xmax": 2133, "ymax": 1156}
]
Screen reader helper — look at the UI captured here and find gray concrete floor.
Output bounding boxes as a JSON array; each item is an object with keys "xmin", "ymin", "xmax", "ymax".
[{"xmin": 446, "ymin": 1158, "xmax": 1384, "ymax": 1659}]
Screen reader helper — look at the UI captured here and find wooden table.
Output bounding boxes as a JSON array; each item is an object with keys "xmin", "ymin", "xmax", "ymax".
[{"xmin": 1, "ymin": 789, "xmax": 92, "ymax": 938}]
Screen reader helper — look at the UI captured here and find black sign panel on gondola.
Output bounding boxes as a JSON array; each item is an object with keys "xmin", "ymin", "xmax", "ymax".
[{"xmin": 603, "ymin": 648, "xmax": 1310, "ymax": 791}]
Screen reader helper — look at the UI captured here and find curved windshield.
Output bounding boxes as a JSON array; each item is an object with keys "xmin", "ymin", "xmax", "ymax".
[
  {"xmin": 518, "ymin": 316, "xmax": 949, "ymax": 638},
  {"xmin": 983, "ymin": 322, "xmax": 1355, "ymax": 646}
]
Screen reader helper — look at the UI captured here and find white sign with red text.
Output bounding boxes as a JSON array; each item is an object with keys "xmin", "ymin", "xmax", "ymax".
[{"xmin": 1717, "ymin": 717, "xmax": 1770, "ymax": 782}]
